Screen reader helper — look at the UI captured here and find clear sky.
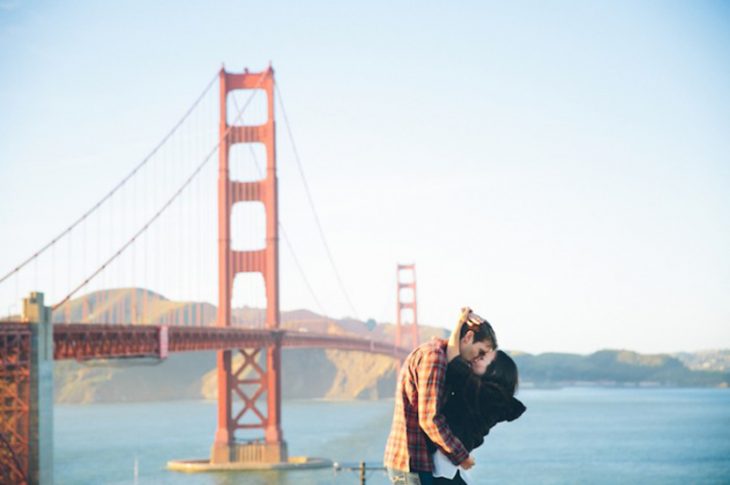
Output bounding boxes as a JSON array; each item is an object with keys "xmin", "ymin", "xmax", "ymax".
[{"xmin": 1, "ymin": 1, "xmax": 728, "ymax": 354}]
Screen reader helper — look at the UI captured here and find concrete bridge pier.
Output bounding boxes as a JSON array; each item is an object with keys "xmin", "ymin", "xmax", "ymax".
[
  {"xmin": 210, "ymin": 440, "xmax": 288, "ymax": 465},
  {"xmin": 23, "ymin": 291, "xmax": 54, "ymax": 485}
]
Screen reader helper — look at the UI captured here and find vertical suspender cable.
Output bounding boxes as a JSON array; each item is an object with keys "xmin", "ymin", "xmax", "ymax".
[
  {"xmin": 51, "ymin": 74, "xmax": 266, "ymax": 311},
  {"xmin": 274, "ymin": 81, "xmax": 359, "ymax": 319}
]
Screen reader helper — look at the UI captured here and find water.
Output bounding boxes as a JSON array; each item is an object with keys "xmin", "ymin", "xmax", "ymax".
[{"xmin": 55, "ymin": 388, "xmax": 730, "ymax": 484}]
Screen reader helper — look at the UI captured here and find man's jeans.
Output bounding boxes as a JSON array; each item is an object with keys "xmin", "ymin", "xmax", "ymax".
[{"xmin": 387, "ymin": 468, "xmax": 434, "ymax": 485}]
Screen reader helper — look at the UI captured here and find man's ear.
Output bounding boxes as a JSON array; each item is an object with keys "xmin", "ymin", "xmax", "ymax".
[{"xmin": 461, "ymin": 329, "xmax": 474, "ymax": 345}]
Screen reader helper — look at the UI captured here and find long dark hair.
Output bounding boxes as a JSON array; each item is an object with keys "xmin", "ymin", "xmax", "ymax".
[{"xmin": 483, "ymin": 350, "xmax": 518, "ymax": 397}]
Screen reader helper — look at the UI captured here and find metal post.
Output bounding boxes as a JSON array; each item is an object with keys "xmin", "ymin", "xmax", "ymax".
[{"xmin": 22, "ymin": 291, "xmax": 53, "ymax": 485}]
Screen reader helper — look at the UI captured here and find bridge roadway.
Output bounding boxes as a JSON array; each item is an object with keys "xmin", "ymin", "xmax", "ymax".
[
  {"xmin": 51, "ymin": 323, "xmax": 413, "ymax": 361},
  {"xmin": 0, "ymin": 321, "xmax": 412, "ymax": 484}
]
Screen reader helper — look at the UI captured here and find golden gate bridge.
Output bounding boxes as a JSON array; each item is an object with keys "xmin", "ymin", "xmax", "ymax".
[{"xmin": 0, "ymin": 65, "xmax": 422, "ymax": 484}]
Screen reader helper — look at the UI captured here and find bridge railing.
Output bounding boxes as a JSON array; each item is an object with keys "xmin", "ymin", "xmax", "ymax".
[{"xmin": 44, "ymin": 323, "xmax": 413, "ymax": 360}]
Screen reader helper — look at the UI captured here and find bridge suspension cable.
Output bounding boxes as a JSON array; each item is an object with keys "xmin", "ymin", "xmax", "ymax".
[
  {"xmin": 278, "ymin": 224, "xmax": 328, "ymax": 317},
  {"xmin": 274, "ymin": 81, "xmax": 359, "ymax": 320},
  {"xmin": 52, "ymin": 72, "xmax": 270, "ymax": 310},
  {"xmin": 0, "ymin": 72, "xmax": 219, "ymax": 288}
]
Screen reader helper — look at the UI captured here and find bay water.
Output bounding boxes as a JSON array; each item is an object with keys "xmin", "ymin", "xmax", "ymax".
[{"xmin": 55, "ymin": 388, "xmax": 730, "ymax": 484}]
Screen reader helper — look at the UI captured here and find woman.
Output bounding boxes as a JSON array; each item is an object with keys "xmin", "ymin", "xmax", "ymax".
[{"xmin": 432, "ymin": 312, "xmax": 526, "ymax": 484}]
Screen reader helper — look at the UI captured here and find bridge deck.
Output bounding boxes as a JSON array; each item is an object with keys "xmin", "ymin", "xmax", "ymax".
[{"xmin": 45, "ymin": 323, "xmax": 412, "ymax": 360}]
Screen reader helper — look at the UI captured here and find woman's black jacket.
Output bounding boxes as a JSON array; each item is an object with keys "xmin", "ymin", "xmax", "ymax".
[{"xmin": 438, "ymin": 357, "xmax": 526, "ymax": 452}]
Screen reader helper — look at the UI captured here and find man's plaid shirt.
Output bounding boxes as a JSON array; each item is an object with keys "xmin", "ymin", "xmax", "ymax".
[{"xmin": 383, "ymin": 338, "xmax": 469, "ymax": 472}]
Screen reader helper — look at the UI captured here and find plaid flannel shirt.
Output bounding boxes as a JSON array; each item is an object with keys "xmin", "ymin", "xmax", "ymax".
[{"xmin": 383, "ymin": 338, "xmax": 469, "ymax": 472}]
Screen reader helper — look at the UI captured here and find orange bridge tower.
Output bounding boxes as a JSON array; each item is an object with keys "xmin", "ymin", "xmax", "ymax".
[{"xmin": 212, "ymin": 66, "xmax": 285, "ymax": 464}]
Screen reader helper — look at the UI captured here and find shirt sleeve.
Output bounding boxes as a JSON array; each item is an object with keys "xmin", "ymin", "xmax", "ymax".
[{"xmin": 417, "ymin": 348, "xmax": 470, "ymax": 466}]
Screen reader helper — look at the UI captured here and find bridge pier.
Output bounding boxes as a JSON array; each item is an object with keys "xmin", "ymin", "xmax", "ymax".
[
  {"xmin": 24, "ymin": 291, "xmax": 54, "ymax": 485},
  {"xmin": 209, "ymin": 338, "xmax": 288, "ymax": 465},
  {"xmin": 211, "ymin": 440, "xmax": 287, "ymax": 465}
]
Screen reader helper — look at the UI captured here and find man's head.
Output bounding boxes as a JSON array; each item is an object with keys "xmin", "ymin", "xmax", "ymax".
[{"xmin": 458, "ymin": 308, "xmax": 498, "ymax": 367}]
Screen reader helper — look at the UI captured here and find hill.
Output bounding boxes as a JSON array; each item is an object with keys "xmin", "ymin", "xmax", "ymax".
[
  {"xmin": 50, "ymin": 288, "xmax": 729, "ymax": 404},
  {"xmin": 514, "ymin": 350, "xmax": 730, "ymax": 387}
]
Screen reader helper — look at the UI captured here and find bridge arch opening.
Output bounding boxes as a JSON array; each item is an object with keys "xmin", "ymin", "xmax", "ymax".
[
  {"xmin": 231, "ymin": 202, "xmax": 266, "ymax": 252},
  {"xmin": 399, "ymin": 287, "xmax": 415, "ymax": 303},
  {"xmin": 399, "ymin": 308, "xmax": 416, "ymax": 325},
  {"xmin": 231, "ymin": 273, "xmax": 267, "ymax": 328},
  {"xmin": 397, "ymin": 268, "xmax": 415, "ymax": 284},
  {"xmin": 227, "ymin": 89, "xmax": 268, "ymax": 126},
  {"xmin": 229, "ymin": 143, "xmax": 267, "ymax": 182}
]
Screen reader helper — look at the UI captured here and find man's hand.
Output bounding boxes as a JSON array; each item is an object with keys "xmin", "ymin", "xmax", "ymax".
[{"xmin": 459, "ymin": 455, "xmax": 475, "ymax": 470}]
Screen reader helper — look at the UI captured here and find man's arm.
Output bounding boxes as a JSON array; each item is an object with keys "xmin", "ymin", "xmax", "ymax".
[{"xmin": 416, "ymin": 348, "xmax": 470, "ymax": 466}]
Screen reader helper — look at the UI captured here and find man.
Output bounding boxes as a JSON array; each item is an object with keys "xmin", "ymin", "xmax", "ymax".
[{"xmin": 384, "ymin": 307, "xmax": 498, "ymax": 484}]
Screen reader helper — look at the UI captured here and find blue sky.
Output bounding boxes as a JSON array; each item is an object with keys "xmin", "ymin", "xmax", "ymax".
[{"xmin": 0, "ymin": 1, "xmax": 728, "ymax": 353}]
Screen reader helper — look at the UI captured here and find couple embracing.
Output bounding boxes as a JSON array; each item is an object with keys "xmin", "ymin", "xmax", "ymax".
[{"xmin": 384, "ymin": 308, "xmax": 526, "ymax": 484}]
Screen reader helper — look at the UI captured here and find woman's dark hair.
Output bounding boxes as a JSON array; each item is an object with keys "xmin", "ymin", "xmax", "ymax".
[{"xmin": 483, "ymin": 350, "xmax": 518, "ymax": 397}]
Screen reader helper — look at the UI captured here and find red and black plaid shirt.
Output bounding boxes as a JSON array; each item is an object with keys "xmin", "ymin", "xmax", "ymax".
[{"xmin": 383, "ymin": 338, "xmax": 469, "ymax": 472}]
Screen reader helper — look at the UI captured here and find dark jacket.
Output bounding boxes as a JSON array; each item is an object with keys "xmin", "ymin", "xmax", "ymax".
[{"xmin": 439, "ymin": 357, "xmax": 526, "ymax": 452}]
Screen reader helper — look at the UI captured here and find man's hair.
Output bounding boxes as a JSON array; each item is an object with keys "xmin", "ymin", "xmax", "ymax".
[{"xmin": 459, "ymin": 310, "xmax": 498, "ymax": 349}]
